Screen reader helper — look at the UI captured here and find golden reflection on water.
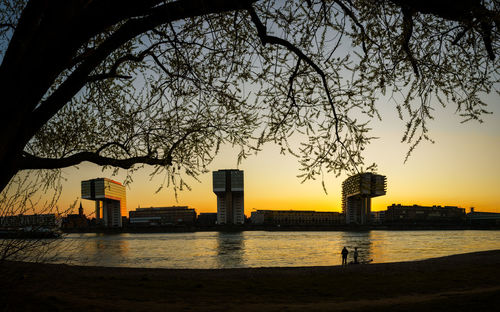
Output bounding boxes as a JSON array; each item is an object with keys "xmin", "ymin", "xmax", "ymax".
[
  {"xmin": 54, "ymin": 230, "xmax": 500, "ymax": 268},
  {"xmin": 216, "ymin": 232, "xmax": 245, "ymax": 268},
  {"xmin": 65, "ymin": 233, "xmax": 130, "ymax": 266},
  {"xmin": 339, "ymin": 231, "xmax": 374, "ymax": 263}
]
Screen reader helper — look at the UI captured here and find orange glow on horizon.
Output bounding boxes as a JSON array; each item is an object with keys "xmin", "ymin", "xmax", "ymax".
[{"xmin": 54, "ymin": 97, "xmax": 500, "ymax": 216}]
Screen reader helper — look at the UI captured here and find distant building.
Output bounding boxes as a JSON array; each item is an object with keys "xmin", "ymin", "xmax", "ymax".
[
  {"xmin": 129, "ymin": 206, "xmax": 196, "ymax": 226},
  {"xmin": 466, "ymin": 208, "xmax": 500, "ymax": 226},
  {"xmin": 81, "ymin": 178, "xmax": 126, "ymax": 228},
  {"xmin": 385, "ymin": 204, "xmax": 465, "ymax": 224},
  {"xmin": 213, "ymin": 169, "xmax": 244, "ymax": 225},
  {"xmin": 62, "ymin": 202, "xmax": 89, "ymax": 229},
  {"xmin": 250, "ymin": 210, "xmax": 343, "ymax": 226},
  {"xmin": 197, "ymin": 213, "xmax": 218, "ymax": 226},
  {"xmin": 371, "ymin": 211, "xmax": 386, "ymax": 224},
  {"xmin": 342, "ymin": 173, "xmax": 387, "ymax": 224},
  {"xmin": 0, "ymin": 213, "xmax": 61, "ymax": 229}
]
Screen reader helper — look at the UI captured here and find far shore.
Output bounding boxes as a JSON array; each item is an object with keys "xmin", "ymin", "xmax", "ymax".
[
  {"xmin": 62, "ymin": 223, "xmax": 500, "ymax": 233},
  {"xmin": 1, "ymin": 250, "xmax": 499, "ymax": 311}
]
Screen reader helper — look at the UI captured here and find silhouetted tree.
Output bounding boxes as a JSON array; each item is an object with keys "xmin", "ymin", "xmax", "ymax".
[{"xmin": 0, "ymin": 0, "xmax": 498, "ymax": 195}]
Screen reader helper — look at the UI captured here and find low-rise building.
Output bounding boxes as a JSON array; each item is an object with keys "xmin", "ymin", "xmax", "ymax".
[
  {"xmin": 129, "ymin": 206, "xmax": 196, "ymax": 226},
  {"xmin": 197, "ymin": 213, "xmax": 218, "ymax": 226},
  {"xmin": 466, "ymin": 208, "xmax": 500, "ymax": 226},
  {"xmin": 0, "ymin": 213, "xmax": 61, "ymax": 229},
  {"xmin": 62, "ymin": 214, "xmax": 89, "ymax": 229},
  {"xmin": 371, "ymin": 210, "xmax": 386, "ymax": 224},
  {"xmin": 62, "ymin": 202, "xmax": 89, "ymax": 229},
  {"xmin": 250, "ymin": 210, "xmax": 343, "ymax": 226},
  {"xmin": 385, "ymin": 204, "xmax": 465, "ymax": 224}
]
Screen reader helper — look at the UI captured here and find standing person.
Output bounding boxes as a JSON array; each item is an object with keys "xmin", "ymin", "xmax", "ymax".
[
  {"xmin": 353, "ymin": 247, "xmax": 359, "ymax": 264},
  {"xmin": 341, "ymin": 246, "xmax": 349, "ymax": 266}
]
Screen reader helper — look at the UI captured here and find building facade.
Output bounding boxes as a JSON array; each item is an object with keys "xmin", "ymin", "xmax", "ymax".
[
  {"xmin": 251, "ymin": 210, "xmax": 343, "ymax": 226},
  {"xmin": 0, "ymin": 213, "xmax": 61, "ymax": 229},
  {"xmin": 81, "ymin": 178, "xmax": 126, "ymax": 227},
  {"xmin": 342, "ymin": 173, "xmax": 387, "ymax": 224},
  {"xmin": 371, "ymin": 210, "xmax": 386, "ymax": 224},
  {"xmin": 62, "ymin": 202, "xmax": 89, "ymax": 229},
  {"xmin": 197, "ymin": 213, "xmax": 218, "ymax": 226},
  {"xmin": 128, "ymin": 206, "xmax": 196, "ymax": 226},
  {"xmin": 213, "ymin": 169, "xmax": 244, "ymax": 225},
  {"xmin": 466, "ymin": 208, "xmax": 500, "ymax": 226},
  {"xmin": 385, "ymin": 204, "xmax": 466, "ymax": 224}
]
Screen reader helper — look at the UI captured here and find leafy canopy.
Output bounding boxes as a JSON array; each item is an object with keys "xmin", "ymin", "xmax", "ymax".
[{"xmin": 0, "ymin": 0, "xmax": 498, "ymax": 193}]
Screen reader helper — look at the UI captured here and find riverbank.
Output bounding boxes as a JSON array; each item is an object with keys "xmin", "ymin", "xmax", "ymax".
[{"xmin": 1, "ymin": 250, "xmax": 499, "ymax": 311}]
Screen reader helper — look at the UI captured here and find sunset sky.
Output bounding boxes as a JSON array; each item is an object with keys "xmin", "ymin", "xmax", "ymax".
[
  {"xmin": 56, "ymin": 91, "xmax": 500, "ymax": 216},
  {"xmin": 2, "ymin": 1, "xmax": 497, "ymax": 218}
]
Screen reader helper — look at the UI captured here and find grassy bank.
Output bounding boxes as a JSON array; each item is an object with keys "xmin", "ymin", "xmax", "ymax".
[{"xmin": 1, "ymin": 250, "xmax": 499, "ymax": 311}]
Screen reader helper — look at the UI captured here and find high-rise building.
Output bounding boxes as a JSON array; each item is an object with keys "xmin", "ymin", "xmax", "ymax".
[
  {"xmin": 81, "ymin": 178, "xmax": 126, "ymax": 227},
  {"xmin": 342, "ymin": 173, "xmax": 386, "ymax": 224},
  {"xmin": 213, "ymin": 169, "xmax": 244, "ymax": 225}
]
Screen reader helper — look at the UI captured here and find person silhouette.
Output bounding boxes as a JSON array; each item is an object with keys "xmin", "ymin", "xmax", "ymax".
[
  {"xmin": 353, "ymin": 247, "xmax": 359, "ymax": 264},
  {"xmin": 341, "ymin": 246, "xmax": 349, "ymax": 266}
]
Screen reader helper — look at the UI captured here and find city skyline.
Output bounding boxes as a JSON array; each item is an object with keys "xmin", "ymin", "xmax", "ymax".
[
  {"xmin": 2, "ymin": 1, "xmax": 499, "ymax": 311},
  {"xmin": 44, "ymin": 87, "xmax": 499, "ymax": 217},
  {"xmin": 56, "ymin": 96, "xmax": 500, "ymax": 217}
]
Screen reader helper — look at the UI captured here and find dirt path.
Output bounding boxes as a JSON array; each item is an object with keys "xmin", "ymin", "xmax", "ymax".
[{"xmin": 2, "ymin": 250, "xmax": 499, "ymax": 311}]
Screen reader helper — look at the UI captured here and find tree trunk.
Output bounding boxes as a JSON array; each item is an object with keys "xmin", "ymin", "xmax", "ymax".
[{"xmin": 0, "ymin": 0, "xmax": 257, "ymax": 194}]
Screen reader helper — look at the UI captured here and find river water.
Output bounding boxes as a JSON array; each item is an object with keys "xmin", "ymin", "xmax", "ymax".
[{"xmin": 50, "ymin": 230, "xmax": 500, "ymax": 269}]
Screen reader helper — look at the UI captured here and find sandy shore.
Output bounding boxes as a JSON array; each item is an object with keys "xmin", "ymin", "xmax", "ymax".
[{"xmin": 1, "ymin": 250, "xmax": 499, "ymax": 311}]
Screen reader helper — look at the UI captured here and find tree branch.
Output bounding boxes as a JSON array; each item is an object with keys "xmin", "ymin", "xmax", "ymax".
[
  {"xmin": 19, "ymin": 151, "xmax": 171, "ymax": 170},
  {"xmin": 0, "ymin": 23, "xmax": 15, "ymax": 30},
  {"xmin": 479, "ymin": 20, "xmax": 495, "ymax": 60},
  {"xmin": 96, "ymin": 142, "xmax": 131, "ymax": 155},
  {"xmin": 287, "ymin": 58, "xmax": 302, "ymax": 108},
  {"xmin": 247, "ymin": 4, "xmax": 365, "ymax": 173},
  {"xmin": 271, "ymin": 58, "xmax": 301, "ymax": 135},
  {"xmin": 247, "ymin": 5, "xmax": 342, "ymax": 142},
  {"xmin": 451, "ymin": 25, "xmax": 471, "ymax": 45},
  {"xmin": 390, "ymin": 0, "xmax": 497, "ymax": 60},
  {"xmin": 20, "ymin": 125, "xmax": 209, "ymax": 170},
  {"xmin": 333, "ymin": 0, "xmax": 368, "ymax": 54},
  {"xmin": 26, "ymin": 0, "xmax": 257, "ymax": 144},
  {"xmin": 87, "ymin": 73, "xmax": 133, "ymax": 82},
  {"xmin": 401, "ymin": 6, "xmax": 420, "ymax": 77},
  {"xmin": 87, "ymin": 40, "xmax": 171, "ymax": 82}
]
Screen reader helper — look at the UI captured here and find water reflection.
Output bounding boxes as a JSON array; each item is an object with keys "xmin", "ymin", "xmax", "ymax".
[
  {"xmin": 75, "ymin": 233, "xmax": 130, "ymax": 266},
  {"xmin": 340, "ymin": 231, "xmax": 374, "ymax": 263},
  {"xmin": 216, "ymin": 232, "xmax": 245, "ymax": 268},
  {"xmin": 52, "ymin": 230, "xmax": 500, "ymax": 269}
]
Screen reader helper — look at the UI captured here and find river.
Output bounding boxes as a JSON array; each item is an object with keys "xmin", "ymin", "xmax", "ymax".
[{"xmin": 47, "ymin": 230, "xmax": 500, "ymax": 269}]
